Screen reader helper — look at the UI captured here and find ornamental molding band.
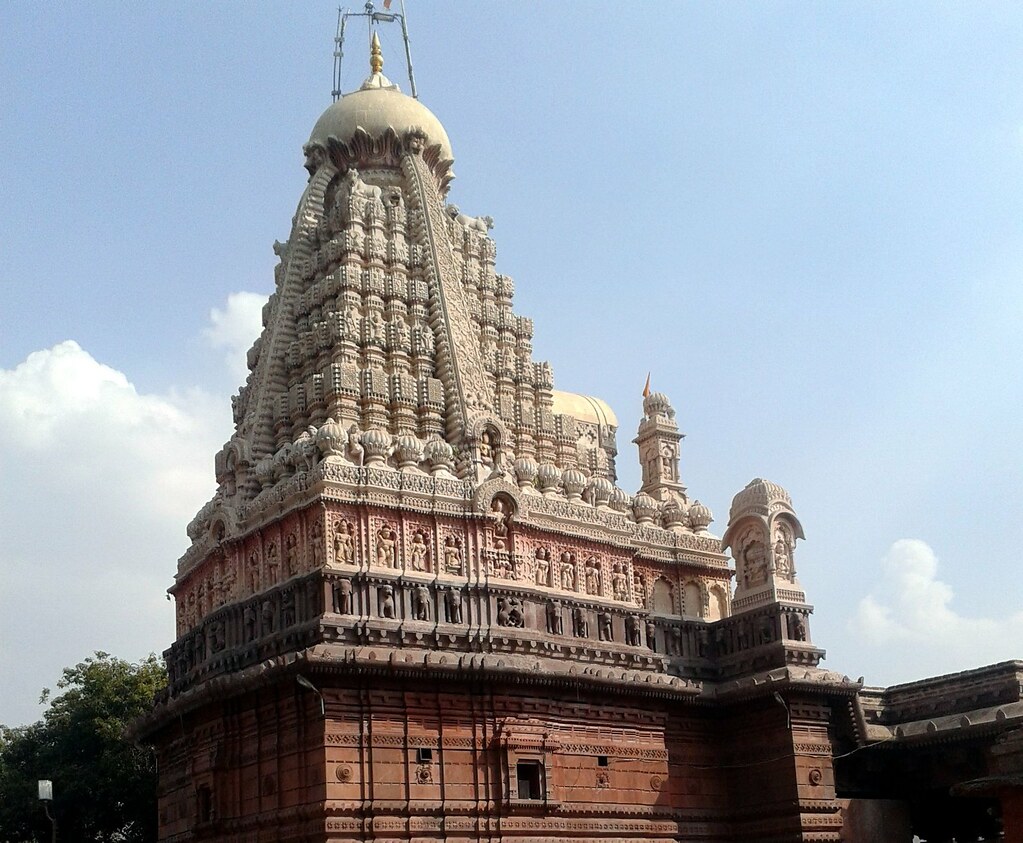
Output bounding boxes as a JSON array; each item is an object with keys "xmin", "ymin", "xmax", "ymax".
[{"xmin": 140, "ymin": 30, "xmax": 1023, "ymax": 843}]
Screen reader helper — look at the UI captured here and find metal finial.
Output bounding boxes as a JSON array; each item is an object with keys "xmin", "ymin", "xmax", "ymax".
[{"xmin": 370, "ymin": 31, "xmax": 383, "ymax": 75}]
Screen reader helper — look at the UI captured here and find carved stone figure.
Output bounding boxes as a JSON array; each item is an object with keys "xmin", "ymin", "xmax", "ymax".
[
  {"xmin": 376, "ymin": 526, "xmax": 397, "ymax": 568},
  {"xmin": 410, "ymin": 531, "xmax": 429, "ymax": 572},
  {"xmin": 496, "ymin": 597, "xmax": 523, "ymax": 628},
  {"xmin": 534, "ymin": 548, "xmax": 550, "ymax": 586},
  {"xmin": 380, "ymin": 585, "xmax": 396, "ymax": 619},
  {"xmin": 572, "ymin": 606, "xmax": 588, "ymax": 638},
  {"xmin": 281, "ymin": 590, "xmax": 296, "ymax": 628},
  {"xmin": 479, "ymin": 430, "xmax": 494, "ymax": 466},
  {"xmin": 412, "ymin": 583, "xmax": 431, "ymax": 621},
  {"xmin": 597, "ymin": 611, "xmax": 613, "ymax": 642},
  {"xmin": 266, "ymin": 542, "xmax": 279, "ymax": 583},
  {"xmin": 246, "ymin": 552, "xmax": 260, "ymax": 593},
  {"xmin": 244, "ymin": 606, "xmax": 257, "ymax": 641},
  {"xmin": 611, "ymin": 563, "xmax": 628, "ymax": 601},
  {"xmin": 261, "ymin": 599, "xmax": 275, "ymax": 635},
  {"xmin": 758, "ymin": 615, "xmax": 774, "ymax": 645},
  {"xmin": 774, "ymin": 524, "xmax": 794, "ymax": 580},
  {"xmin": 585, "ymin": 559, "xmax": 600, "ymax": 596},
  {"xmin": 625, "ymin": 615, "xmax": 641, "ymax": 646},
  {"xmin": 444, "ymin": 587, "xmax": 462, "ymax": 624},
  {"xmin": 333, "ymin": 578, "xmax": 353, "ymax": 615},
  {"xmin": 668, "ymin": 627, "xmax": 682, "ymax": 656},
  {"xmin": 560, "ymin": 553, "xmax": 576, "ymax": 591},
  {"xmin": 633, "ymin": 572, "xmax": 647, "ymax": 607},
  {"xmin": 645, "ymin": 620, "xmax": 657, "ymax": 651},
  {"xmin": 741, "ymin": 533, "xmax": 768, "ymax": 589},
  {"xmin": 443, "ymin": 536, "xmax": 463, "ymax": 574},
  {"xmin": 546, "ymin": 599, "xmax": 563, "ymax": 635},
  {"xmin": 309, "ymin": 520, "xmax": 324, "ymax": 567},
  {"xmin": 334, "ymin": 521, "xmax": 355, "ymax": 565},
  {"xmin": 789, "ymin": 612, "xmax": 807, "ymax": 642},
  {"xmin": 284, "ymin": 533, "xmax": 298, "ymax": 577},
  {"xmin": 491, "ymin": 497, "xmax": 510, "ymax": 538}
]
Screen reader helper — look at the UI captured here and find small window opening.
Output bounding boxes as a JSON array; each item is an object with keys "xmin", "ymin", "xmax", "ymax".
[
  {"xmin": 416, "ymin": 747, "xmax": 433, "ymax": 764},
  {"xmin": 597, "ymin": 755, "xmax": 609, "ymax": 767},
  {"xmin": 516, "ymin": 761, "xmax": 543, "ymax": 800}
]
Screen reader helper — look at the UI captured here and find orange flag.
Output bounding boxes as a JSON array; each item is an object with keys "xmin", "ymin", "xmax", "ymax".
[{"xmin": 642, "ymin": 372, "xmax": 651, "ymax": 398}]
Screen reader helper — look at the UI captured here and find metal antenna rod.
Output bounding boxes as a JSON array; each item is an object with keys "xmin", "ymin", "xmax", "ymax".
[
  {"xmin": 332, "ymin": 7, "xmax": 346, "ymax": 102},
  {"xmin": 399, "ymin": 0, "xmax": 418, "ymax": 99},
  {"xmin": 331, "ymin": 3, "xmax": 419, "ymax": 100}
]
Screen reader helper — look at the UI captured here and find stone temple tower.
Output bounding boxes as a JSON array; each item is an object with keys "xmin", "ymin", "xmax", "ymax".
[{"xmin": 138, "ymin": 36, "xmax": 864, "ymax": 843}]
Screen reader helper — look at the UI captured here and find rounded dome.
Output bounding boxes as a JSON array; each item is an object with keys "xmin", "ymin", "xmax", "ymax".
[{"xmin": 308, "ymin": 74, "xmax": 453, "ymax": 163}]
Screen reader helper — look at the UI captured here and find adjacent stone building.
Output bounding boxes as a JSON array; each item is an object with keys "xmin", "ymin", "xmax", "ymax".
[{"xmin": 137, "ymin": 35, "xmax": 1023, "ymax": 843}]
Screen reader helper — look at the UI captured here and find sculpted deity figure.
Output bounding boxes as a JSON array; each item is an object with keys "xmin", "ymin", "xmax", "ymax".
[
  {"xmin": 479, "ymin": 431, "xmax": 494, "ymax": 466},
  {"xmin": 598, "ymin": 611, "xmax": 613, "ymax": 642},
  {"xmin": 611, "ymin": 563, "xmax": 628, "ymax": 601},
  {"xmin": 443, "ymin": 536, "xmax": 463, "ymax": 575},
  {"xmin": 343, "ymin": 307, "xmax": 359, "ymax": 341},
  {"xmin": 534, "ymin": 548, "xmax": 550, "ymax": 587},
  {"xmin": 741, "ymin": 531, "xmax": 768, "ymax": 588},
  {"xmin": 265, "ymin": 542, "xmax": 279, "ymax": 583},
  {"xmin": 246, "ymin": 552, "xmax": 260, "ymax": 593},
  {"xmin": 284, "ymin": 533, "xmax": 298, "ymax": 577},
  {"xmin": 645, "ymin": 620, "xmax": 657, "ymax": 651},
  {"xmin": 410, "ymin": 531, "xmax": 429, "ymax": 572},
  {"xmin": 633, "ymin": 572, "xmax": 647, "ymax": 607},
  {"xmin": 309, "ymin": 520, "xmax": 324, "ymax": 567},
  {"xmin": 367, "ymin": 310, "xmax": 385, "ymax": 343},
  {"xmin": 789, "ymin": 612, "xmax": 807, "ymax": 642},
  {"xmin": 560, "ymin": 553, "xmax": 576, "ymax": 591},
  {"xmin": 774, "ymin": 524, "xmax": 794, "ymax": 579},
  {"xmin": 380, "ymin": 585, "xmax": 396, "ymax": 619},
  {"xmin": 376, "ymin": 526, "xmax": 397, "ymax": 568},
  {"xmin": 347, "ymin": 425, "xmax": 365, "ymax": 466},
  {"xmin": 584, "ymin": 559, "xmax": 601, "ymax": 596},
  {"xmin": 281, "ymin": 590, "xmax": 296, "ymax": 628},
  {"xmin": 334, "ymin": 521, "xmax": 355, "ymax": 565},
  {"xmin": 546, "ymin": 599, "xmax": 563, "ymax": 635},
  {"xmin": 412, "ymin": 584, "xmax": 431, "ymax": 621},
  {"xmin": 444, "ymin": 587, "xmax": 462, "ymax": 624},
  {"xmin": 491, "ymin": 498, "xmax": 510, "ymax": 538},
  {"xmin": 333, "ymin": 578, "xmax": 353, "ymax": 615},
  {"xmin": 572, "ymin": 606, "xmax": 588, "ymax": 638}
]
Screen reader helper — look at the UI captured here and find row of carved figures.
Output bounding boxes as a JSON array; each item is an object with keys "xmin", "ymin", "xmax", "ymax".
[{"xmin": 330, "ymin": 579, "xmax": 646, "ymax": 647}]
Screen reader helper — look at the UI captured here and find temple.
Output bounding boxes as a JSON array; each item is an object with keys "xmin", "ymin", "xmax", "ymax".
[{"xmin": 137, "ymin": 31, "xmax": 1023, "ymax": 843}]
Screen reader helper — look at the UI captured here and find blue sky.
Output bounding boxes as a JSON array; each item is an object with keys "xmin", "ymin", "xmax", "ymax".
[{"xmin": 2, "ymin": 3, "xmax": 1022, "ymax": 726}]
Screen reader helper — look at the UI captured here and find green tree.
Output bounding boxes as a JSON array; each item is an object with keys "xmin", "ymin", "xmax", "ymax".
[{"xmin": 0, "ymin": 652, "xmax": 166, "ymax": 843}]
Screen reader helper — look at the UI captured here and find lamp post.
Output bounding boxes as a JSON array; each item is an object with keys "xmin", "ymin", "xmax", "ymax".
[{"xmin": 38, "ymin": 780, "xmax": 56, "ymax": 843}]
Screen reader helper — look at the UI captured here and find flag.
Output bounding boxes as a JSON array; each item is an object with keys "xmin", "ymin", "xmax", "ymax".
[
  {"xmin": 383, "ymin": 0, "xmax": 392, "ymax": 8},
  {"xmin": 642, "ymin": 372, "xmax": 651, "ymax": 398}
]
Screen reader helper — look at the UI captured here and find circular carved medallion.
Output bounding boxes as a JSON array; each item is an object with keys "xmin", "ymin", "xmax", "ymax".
[
  {"xmin": 650, "ymin": 775, "xmax": 663, "ymax": 791},
  {"xmin": 335, "ymin": 765, "xmax": 353, "ymax": 783},
  {"xmin": 808, "ymin": 768, "xmax": 823, "ymax": 786}
]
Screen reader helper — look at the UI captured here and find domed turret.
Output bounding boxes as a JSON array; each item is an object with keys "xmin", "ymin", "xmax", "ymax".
[{"xmin": 307, "ymin": 32, "xmax": 453, "ymax": 163}]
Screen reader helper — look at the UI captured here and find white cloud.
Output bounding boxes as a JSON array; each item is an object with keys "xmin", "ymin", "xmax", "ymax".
[
  {"xmin": 0, "ymin": 340, "xmax": 229, "ymax": 726},
  {"xmin": 852, "ymin": 539, "xmax": 1023, "ymax": 680},
  {"xmin": 203, "ymin": 291, "xmax": 268, "ymax": 383}
]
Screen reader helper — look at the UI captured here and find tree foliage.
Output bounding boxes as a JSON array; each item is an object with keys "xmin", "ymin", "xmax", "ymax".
[{"xmin": 0, "ymin": 652, "xmax": 166, "ymax": 843}]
